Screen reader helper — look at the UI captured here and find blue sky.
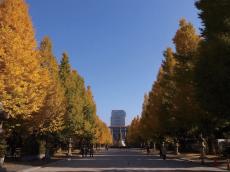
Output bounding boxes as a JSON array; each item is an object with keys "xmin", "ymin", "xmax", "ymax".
[{"xmin": 27, "ymin": 0, "xmax": 201, "ymax": 126}]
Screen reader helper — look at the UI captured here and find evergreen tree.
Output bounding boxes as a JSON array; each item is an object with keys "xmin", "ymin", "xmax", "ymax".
[
  {"xmin": 59, "ymin": 52, "xmax": 71, "ymax": 85},
  {"xmin": 59, "ymin": 53, "xmax": 75, "ymax": 136},
  {"xmin": 195, "ymin": 0, "xmax": 230, "ymax": 138},
  {"xmin": 59, "ymin": 54, "xmax": 86, "ymax": 138}
]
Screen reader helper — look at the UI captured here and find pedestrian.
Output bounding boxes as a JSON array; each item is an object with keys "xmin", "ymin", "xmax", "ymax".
[
  {"xmin": 89, "ymin": 144, "xmax": 94, "ymax": 157},
  {"xmin": 161, "ymin": 142, "xmax": 167, "ymax": 160},
  {"xmin": 84, "ymin": 145, "xmax": 88, "ymax": 157},
  {"xmin": 146, "ymin": 144, "xmax": 150, "ymax": 155},
  {"xmin": 81, "ymin": 145, "xmax": 85, "ymax": 158},
  {"xmin": 159, "ymin": 145, "xmax": 162, "ymax": 157}
]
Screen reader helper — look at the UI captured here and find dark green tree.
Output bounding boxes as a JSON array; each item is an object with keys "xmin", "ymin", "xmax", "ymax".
[
  {"xmin": 59, "ymin": 54, "xmax": 88, "ymax": 139},
  {"xmin": 59, "ymin": 52, "xmax": 71, "ymax": 85},
  {"xmin": 195, "ymin": 0, "xmax": 230, "ymax": 138},
  {"xmin": 59, "ymin": 53, "xmax": 76, "ymax": 137}
]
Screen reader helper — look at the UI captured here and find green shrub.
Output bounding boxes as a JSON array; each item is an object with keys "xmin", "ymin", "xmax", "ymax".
[
  {"xmin": 22, "ymin": 135, "xmax": 39, "ymax": 156},
  {"xmin": 0, "ymin": 138, "xmax": 6, "ymax": 157},
  {"xmin": 22, "ymin": 135, "xmax": 46, "ymax": 156}
]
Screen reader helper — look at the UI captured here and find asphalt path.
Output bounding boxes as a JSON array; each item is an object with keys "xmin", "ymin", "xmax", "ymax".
[{"xmin": 29, "ymin": 148, "xmax": 227, "ymax": 172}]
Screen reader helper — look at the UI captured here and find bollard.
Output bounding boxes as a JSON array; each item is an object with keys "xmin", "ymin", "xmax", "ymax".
[
  {"xmin": 213, "ymin": 157, "xmax": 217, "ymax": 166},
  {"xmin": 200, "ymin": 151, "xmax": 205, "ymax": 165},
  {"xmin": 153, "ymin": 142, "xmax": 156, "ymax": 153},
  {"xmin": 200, "ymin": 139, "xmax": 206, "ymax": 165},
  {"xmin": 201, "ymin": 157, "xmax": 204, "ymax": 165},
  {"xmin": 175, "ymin": 142, "xmax": 179, "ymax": 155},
  {"xmin": 227, "ymin": 159, "xmax": 230, "ymax": 170},
  {"xmin": 67, "ymin": 137, "xmax": 73, "ymax": 156}
]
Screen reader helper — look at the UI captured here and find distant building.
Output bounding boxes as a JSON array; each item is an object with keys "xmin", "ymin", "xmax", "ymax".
[
  {"xmin": 109, "ymin": 110, "xmax": 127, "ymax": 146},
  {"xmin": 111, "ymin": 110, "xmax": 126, "ymax": 126}
]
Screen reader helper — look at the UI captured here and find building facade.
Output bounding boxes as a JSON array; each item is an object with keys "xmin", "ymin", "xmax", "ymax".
[{"xmin": 109, "ymin": 110, "xmax": 127, "ymax": 146}]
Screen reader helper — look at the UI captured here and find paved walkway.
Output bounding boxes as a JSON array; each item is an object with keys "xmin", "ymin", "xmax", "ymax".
[
  {"xmin": 167, "ymin": 153, "xmax": 229, "ymax": 170},
  {"xmin": 21, "ymin": 149, "xmax": 227, "ymax": 172}
]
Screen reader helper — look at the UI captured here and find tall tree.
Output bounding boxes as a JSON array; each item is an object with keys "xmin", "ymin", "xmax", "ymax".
[
  {"xmin": 195, "ymin": 0, "xmax": 230, "ymax": 138},
  {"xmin": 127, "ymin": 116, "xmax": 141, "ymax": 146},
  {"xmin": 31, "ymin": 37, "xmax": 65, "ymax": 134},
  {"xmin": 82, "ymin": 86, "xmax": 97, "ymax": 141},
  {"xmin": 140, "ymin": 93, "xmax": 150, "ymax": 141},
  {"xmin": 138, "ymin": 19, "xmax": 201, "ymax": 144},
  {"xmin": 59, "ymin": 54, "xmax": 86, "ymax": 138},
  {"xmin": 59, "ymin": 53, "xmax": 74, "ymax": 136},
  {"xmin": 59, "ymin": 52, "xmax": 71, "ymax": 85},
  {"xmin": 171, "ymin": 19, "xmax": 201, "ymax": 137},
  {"xmin": 84, "ymin": 86, "xmax": 96, "ymax": 123},
  {"xmin": 0, "ymin": 0, "xmax": 49, "ymax": 118},
  {"xmin": 142, "ymin": 48, "xmax": 176, "ymax": 139}
]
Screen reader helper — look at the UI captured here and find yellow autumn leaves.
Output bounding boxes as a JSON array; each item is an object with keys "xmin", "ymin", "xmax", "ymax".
[
  {"xmin": 127, "ymin": 19, "xmax": 202, "ymax": 146},
  {"xmin": 0, "ymin": 0, "xmax": 112, "ymax": 146},
  {"xmin": 0, "ymin": 0, "xmax": 49, "ymax": 118}
]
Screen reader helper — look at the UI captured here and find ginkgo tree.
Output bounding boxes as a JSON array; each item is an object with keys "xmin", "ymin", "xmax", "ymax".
[
  {"xmin": 0, "ymin": 0, "xmax": 111, "ymax": 158},
  {"xmin": 130, "ymin": 19, "xmax": 203, "ymax": 148},
  {"xmin": 0, "ymin": 0, "xmax": 50, "ymax": 118},
  {"xmin": 127, "ymin": 116, "xmax": 141, "ymax": 147},
  {"xmin": 30, "ymin": 37, "xmax": 66, "ymax": 134}
]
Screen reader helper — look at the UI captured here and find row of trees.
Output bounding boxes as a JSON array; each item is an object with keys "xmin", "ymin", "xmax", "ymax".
[
  {"xmin": 0, "ymin": 0, "xmax": 112, "ymax": 157},
  {"xmin": 127, "ymin": 0, "xmax": 230, "ymax": 152}
]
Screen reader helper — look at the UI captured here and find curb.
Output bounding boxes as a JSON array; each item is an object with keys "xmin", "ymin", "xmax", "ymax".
[{"xmin": 19, "ymin": 166, "xmax": 42, "ymax": 172}]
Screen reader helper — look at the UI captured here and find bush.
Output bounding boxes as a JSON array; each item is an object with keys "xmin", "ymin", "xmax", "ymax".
[
  {"xmin": 22, "ymin": 134, "xmax": 40, "ymax": 156},
  {"xmin": 0, "ymin": 138, "xmax": 6, "ymax": 158}
]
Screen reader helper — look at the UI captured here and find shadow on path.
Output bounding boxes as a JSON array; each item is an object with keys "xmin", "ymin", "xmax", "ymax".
[{"xmin": 36, "ymin": 149, "xmax": 225, "ymax": 172}]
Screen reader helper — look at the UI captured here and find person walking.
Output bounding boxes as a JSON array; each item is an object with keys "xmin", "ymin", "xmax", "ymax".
[
  {"xmin": 89, "ymin": 144, "xmax": 94, "ymax": 157},
  {"xmin": 81, "ymin": 145, "xmax": 85, "ymax": 158},
  {"xmin": 84, "ymin": 145, "xmax": 88, "ymax": 158},
  {"xmin": 105, "ymin": 144, "xmax": 109, "ymax": 151},
  {"xmin": 161, "ymin": 142, "xmax": 167, "ymax": 160},
  {"xmin": 146, "ymin": 144, "xmax": 150, "ymax": 155},
  {"xmin": 159, "ymin": 144, "xmax": 162, "ymax": 157}
]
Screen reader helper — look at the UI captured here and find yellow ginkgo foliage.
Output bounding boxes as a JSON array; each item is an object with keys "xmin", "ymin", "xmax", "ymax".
[
  {"xmin": 0, "ymin": 0, "xmax": 50, "ymax": 118},
  {"xmin": 173, "ymin": 18, "xmax": 200, "ymax": 56},
  {"xmin": 94, "ymin": 116, "xmax": 112, "ymax": 145},
  {"xmin": 30, "ymin": 37, "xmax": 65, "ymax": 134}
]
